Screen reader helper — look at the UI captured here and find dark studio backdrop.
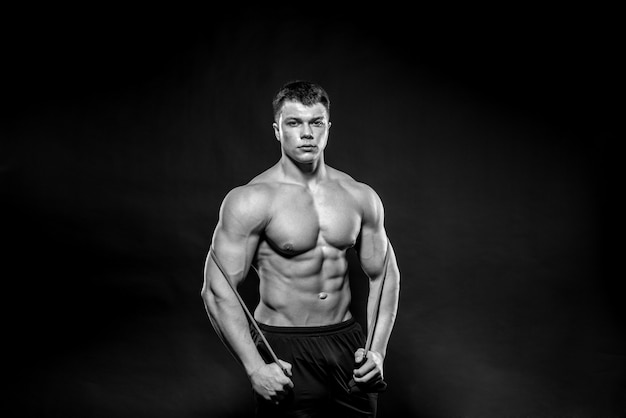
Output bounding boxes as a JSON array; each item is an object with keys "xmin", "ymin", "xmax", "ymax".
[{"xmin": 3, "ymin": 8, "xmax": 623, "ymax": 418}]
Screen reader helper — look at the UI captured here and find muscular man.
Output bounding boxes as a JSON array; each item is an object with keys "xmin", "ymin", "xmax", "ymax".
[{"xmin": 201, "ymin": 81, "xmax": 400, "ymax": 417}]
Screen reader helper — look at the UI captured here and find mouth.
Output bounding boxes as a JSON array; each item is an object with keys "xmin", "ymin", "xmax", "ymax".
[{"xmin": 299, "ymin": 145, "xmax": 317, "ymax": 151}]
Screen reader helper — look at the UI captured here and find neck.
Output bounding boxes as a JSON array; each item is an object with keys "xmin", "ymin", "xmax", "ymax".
[{"xmin": 279, "ymin": 154, "xmax": 327, "ymax": 186}]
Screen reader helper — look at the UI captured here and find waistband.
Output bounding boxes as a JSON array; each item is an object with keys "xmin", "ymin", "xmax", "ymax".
[{"xmin": 256, "ymin": 317, "xmax": 358, "ymax": 336}]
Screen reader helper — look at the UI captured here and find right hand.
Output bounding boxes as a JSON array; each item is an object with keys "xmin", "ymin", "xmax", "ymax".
[{"xmin": 249, "ymin": 360, "xmax": 294, "ymax": 403}]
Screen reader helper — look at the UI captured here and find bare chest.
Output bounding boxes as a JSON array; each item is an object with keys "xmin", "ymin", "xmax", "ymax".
[{"xmin": 264, "ymin": 185, "xmax": 361, "ymax": 254}]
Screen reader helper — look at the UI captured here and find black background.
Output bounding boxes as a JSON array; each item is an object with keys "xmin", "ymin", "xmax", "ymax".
[{"xmin": 3, "ymin": 7, "xmax": 623, "ymax": 418}]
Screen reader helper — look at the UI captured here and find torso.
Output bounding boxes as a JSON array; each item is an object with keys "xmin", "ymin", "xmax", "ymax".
[{"xmin": 249, "ymin": 165, "xmax": 367, "ymax": 326}]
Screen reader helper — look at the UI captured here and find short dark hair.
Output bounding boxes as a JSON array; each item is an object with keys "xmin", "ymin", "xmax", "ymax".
[{"xmin": 272, "ymin": 80, "xmax": 330, "ymax": 122}]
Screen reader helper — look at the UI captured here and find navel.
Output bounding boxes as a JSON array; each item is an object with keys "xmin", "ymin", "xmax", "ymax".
[{"xmin": 318, "ymin": 292, "xmax": 328, "ymax": 300}]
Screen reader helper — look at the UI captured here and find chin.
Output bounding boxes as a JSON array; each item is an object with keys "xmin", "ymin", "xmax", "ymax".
[
  {"xmin": 295, "ymin": 158, "xmax": 316, "ymax": 165},
  {"xmin": 288, "ymin": 152, "xmax": 318, "ymax": 164}
]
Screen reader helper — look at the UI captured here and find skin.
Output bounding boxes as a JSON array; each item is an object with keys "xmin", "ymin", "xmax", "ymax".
[{"xmin": 201, "ymin": 100, "xmax": 400, "ymax": 404}]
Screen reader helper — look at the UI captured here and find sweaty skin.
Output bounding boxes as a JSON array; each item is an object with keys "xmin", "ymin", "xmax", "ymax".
[{"xmin": 202, "ymin": 100, "xmax": 400, "ymax": 403}]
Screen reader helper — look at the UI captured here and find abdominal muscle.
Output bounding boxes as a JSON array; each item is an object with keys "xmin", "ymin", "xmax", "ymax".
[{"xmin": 253, "ymin": 241, "xmax": 353, "ymax": 327}]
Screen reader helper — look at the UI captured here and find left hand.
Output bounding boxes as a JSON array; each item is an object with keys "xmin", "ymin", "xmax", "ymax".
[{"xmin": 352, "ymin": 348, "xmax": 384, "ymax": 386}]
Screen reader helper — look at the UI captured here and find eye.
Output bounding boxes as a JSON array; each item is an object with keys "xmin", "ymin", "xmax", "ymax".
[
  {"xmin": 312, "ymin": 120, "xmax": 325, "ymax": 127},
  {"xmin": 286, "ymin": 120, "xmax": 299, "ymax": 127}
]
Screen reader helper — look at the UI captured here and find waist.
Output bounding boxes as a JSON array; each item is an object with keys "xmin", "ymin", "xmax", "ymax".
[{"xmin": 256, "ymin": 317, "xmax": 358, "ymax": 336}]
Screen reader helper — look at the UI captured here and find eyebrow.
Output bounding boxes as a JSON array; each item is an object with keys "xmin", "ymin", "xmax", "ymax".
[{"xmin": 283, "ymin": 115, "xmax": 326, "ymax": 122}]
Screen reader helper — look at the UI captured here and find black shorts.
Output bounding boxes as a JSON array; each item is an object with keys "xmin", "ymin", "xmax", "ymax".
[{"xmin": 251, "ymin": 318, "xmax": 377, "ymax": 418}]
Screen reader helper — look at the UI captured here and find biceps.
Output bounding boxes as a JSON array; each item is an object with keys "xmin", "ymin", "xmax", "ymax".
[
  {"xmin": 209, "ymin": 223, "xmax": 260, "ymax": 284},
  {"xmin": 358, "ymin": 225, "xmax": 388, "ymax": 276}
]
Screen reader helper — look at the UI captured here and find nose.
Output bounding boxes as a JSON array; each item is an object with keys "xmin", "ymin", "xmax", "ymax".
[{"xmin": 300, "ymin": 123, "xmax": 313, "ymax": 139}]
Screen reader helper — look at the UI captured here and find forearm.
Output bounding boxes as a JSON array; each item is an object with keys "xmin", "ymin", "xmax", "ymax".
[
  {"xmin": 367, "ymin": 266, "xmax": 400, "ymax": 359},
  {"xmin": 201, "ymin": 285, "xmax": 266, "ymax": 377}
]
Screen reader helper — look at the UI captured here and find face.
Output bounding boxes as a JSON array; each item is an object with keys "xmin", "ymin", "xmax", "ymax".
[{"xmin": 273, "ymin": 100, "xmax": 331, "ymax": 164}]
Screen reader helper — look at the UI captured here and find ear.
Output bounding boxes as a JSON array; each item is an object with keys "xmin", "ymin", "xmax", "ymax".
[
  {"xmin": 328, "ymin": 121, "xmax": 332, "ymax": 130},
  {"xmin": 272, "ymin": 122, "xmax": 280, "ymax": 141}
]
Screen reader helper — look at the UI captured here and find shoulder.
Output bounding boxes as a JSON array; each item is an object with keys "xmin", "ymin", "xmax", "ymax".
[
  {"xmin": 218, "ymin": 181, "xmax": 276, "ymax": 233},
  {"xmin": 328, "ymin": 166, "xmax": 381, "ymax": 201},
  {"xmin": 222, "ymin": 162, "xmax": 297, "ymax": 213},
  {"xmin": 223, "ymin": 165, "xmax": 280, "ymax": 207},
  {"xmin": 328, "ymin": 167, "xmax": 384, "ymax": 220},
  {"xmin": 222, "ymin": 182, "xmax": 272, "ymax": 208}
]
